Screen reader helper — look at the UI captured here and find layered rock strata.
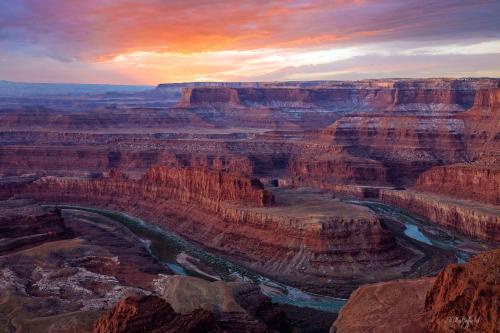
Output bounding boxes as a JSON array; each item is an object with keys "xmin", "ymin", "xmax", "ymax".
[
  {"xmin": 379, "ymin": 189, "xmax": 500, "ymax": 241},
  {"xmin": 415, "ymin": 157, "xmax": 500, "ymax": 205},
  {"xmin": 323, "ymin": 113, "xmax": 468, "ymax": 184},
  {"xmin": 14, "ymin": 166, "xmax": 415, "ymax": 295},
  {"xmin": 459, "ymin": 88, "xmax": 500, "ymax": 156},
  {"xmin": 178, "ymin": 78, "xmax": 499, "ymax": 110},
  {"xmin": 289, "ymin": 153, "xmax": 388, "ymax": 186},
  {"xmin": 320, "ymin": 85, "xmax": 499, "ymax": 185},
  {"xmin": 1, "ymin": 79, "xmax": 498, "ymax": 190},
  {"xmin": 0, "ymin": 143, "xmax": 257, "ymax": 177},
  {"xmin": 139, "ymin": 166, "xmax": 274, "ymax": 207}
]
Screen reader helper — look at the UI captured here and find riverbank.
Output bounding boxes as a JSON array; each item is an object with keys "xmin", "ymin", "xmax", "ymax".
[
  {"xmin": 57, "ymin": 206, "xmax": 348, "ymax": 313},
  {"xmin": 53, "ymin": 201, "xmax": 498, "ymax": 314}
]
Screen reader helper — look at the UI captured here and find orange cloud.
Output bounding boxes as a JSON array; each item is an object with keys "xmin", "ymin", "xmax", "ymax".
[
  {"xmin": 2, "ymin": 0, "xmax": 499, "ymax": 84},
  {"xmin": 6, "ymin": 0, "xmax": 376, "ymax": 60},
  {"xmin": 5, "ymin": 0, "xmax": 497, "ymax": 62}
]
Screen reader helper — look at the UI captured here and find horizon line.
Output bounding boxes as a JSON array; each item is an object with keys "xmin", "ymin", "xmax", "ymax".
[{"xmin": 1, "ymin": 77, "xmax": 499, "ymax": 87}]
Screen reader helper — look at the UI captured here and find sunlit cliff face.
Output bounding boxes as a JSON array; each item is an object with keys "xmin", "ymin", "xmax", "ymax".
[{"xmin": 1, "ymin": 0, "xmax": 499, "ymax": 84}]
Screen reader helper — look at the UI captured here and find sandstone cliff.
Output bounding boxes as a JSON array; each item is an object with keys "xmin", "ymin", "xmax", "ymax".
[
  {"xmin": 317, "ymin": 82, "xmax": 500, "ymax": 185},
  {"xmin": 379, "ymin": 189, "xmax": 500, "ymax": 241},
  {"xmin": 425, "ymin": 249, "xmax": 500, "ymax": 333},
  {"xmin": 416, "ymin": 157, "xmax": 500, "ymax": 205},
  {"xmin": 178, "ymin": 78, "xmax": 499, "ymax": 110},
  {"xmin": 331, "ymin": 249, "xmax": 500, "ymax": 333},
  {"xmin": 460, "ymin": 88, "xmax": 500, "ymax": 157},
  {"xmin": 289, "ymin": 153, "xmax": 388, "ymax": 186},
  {"xmin": 0, "ymin": 140, "xmax": 257, "ymax": 177},
  {"xmin": 323, "ymin": 112, "xmax": 469, "ymax": 184},
  {"xmin": 141, "ymin": 166, "xmax": 274, "ymax": 207}
]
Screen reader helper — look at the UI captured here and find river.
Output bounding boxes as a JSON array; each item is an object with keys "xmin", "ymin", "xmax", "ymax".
[
  {"xmin": 57, "ymin": 205, "xmax": 347, "ymax": 313},
  {"xmin": 55, "ymin": 201, "xmax": 493, "ymax": 313},
  {"xmin": 344, "ymin": 200, "xmax": 493, "ymax": 264}
]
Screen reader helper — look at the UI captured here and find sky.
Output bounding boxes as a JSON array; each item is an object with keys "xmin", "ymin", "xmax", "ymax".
[{"xmin": 1, "ymin": 0, "xmax": 499, "ymax": 84}]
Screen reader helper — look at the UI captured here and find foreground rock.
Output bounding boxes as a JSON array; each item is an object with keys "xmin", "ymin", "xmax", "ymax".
[
  {"xmin": 93, "ymin": 295, "xmax": 221, "ymax": 333},
  {"xmin": 425, "ymin": 249, "xmax": 500, "ymax": 333},
  {"xmin": 331, "ymin": 249, "xmax": 500, "ymax": 333},
  {"xmin": 152, "ymin": 275, "xmax": 291, "ymax": 332},
  {"xmin": 331, "ymin": 277, "xmax": 434, "ymax": 333},
  {"xmin": 94, "ymin": 283, "xmax": 294, "ymax": 333}
]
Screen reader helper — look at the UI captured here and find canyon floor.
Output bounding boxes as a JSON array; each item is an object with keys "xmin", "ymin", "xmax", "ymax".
[{"xmin": 0, "ymin": 78, "xmax": 499, "ymax": 332}]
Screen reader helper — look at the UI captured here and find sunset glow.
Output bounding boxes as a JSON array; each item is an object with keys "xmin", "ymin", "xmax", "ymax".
[{"xmin": 1, "ymin": 0, "xmax": 499, "ymax": 84}]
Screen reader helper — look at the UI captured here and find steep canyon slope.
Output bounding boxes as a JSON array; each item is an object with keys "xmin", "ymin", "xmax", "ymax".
[
  {"xmin": 331, "ymin": 249, "xmax": 500, "ymax": 333},
  {"xmin": 10, "ymin": 166, "xmax": 418, "ymax": 296}
]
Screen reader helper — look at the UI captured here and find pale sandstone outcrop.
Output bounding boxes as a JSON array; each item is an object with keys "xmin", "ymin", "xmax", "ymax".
[
  {"xmin": 152, "ymin": 275, "xmax": 291, "ymax": 332},
  {"xmin": 331, "ymin": 277, "xmax": 434, "ymax": 333},
  {"xmin": 93, "ymin": 295, "xmax": 221, "ymax": 333}
]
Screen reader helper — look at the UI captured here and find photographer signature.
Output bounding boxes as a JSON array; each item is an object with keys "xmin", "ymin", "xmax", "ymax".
[{"xmin": 447, "ymin": 315, "xmax": 480, "ymax": 329}]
